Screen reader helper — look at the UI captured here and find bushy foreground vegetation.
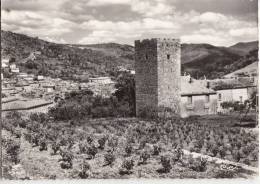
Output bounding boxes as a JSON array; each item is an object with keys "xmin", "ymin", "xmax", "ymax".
[
  {"xmin": 49, "ymin": 72, "xmax": 135, "ymax": 120},
  {"xmin": 2, "ymin": 110, "xmax": 258, "ymax": 179}
]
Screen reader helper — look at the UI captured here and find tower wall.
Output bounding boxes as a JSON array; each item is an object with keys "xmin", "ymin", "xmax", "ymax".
[
  {"xmin": 135, "ymin": 39, "xmax": 158, "ymax": 116},
  {"xmin": 157, "ymin": 38, "xmax": 181, "ymax": 113},
  {"xmin": 135, "ymin": 38, "xmax": 181, "ymax": 117}
]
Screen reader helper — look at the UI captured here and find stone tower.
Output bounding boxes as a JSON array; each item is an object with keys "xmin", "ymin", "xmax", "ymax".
[{"xmin": 135, "ymin": 38, "xmax": 181, "ymax": 116}]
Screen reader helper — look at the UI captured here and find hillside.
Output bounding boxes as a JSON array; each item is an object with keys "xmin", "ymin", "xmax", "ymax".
[
  {"xmin": 229, "ymin": 41, "xmax": 258, "ymax": 55},
  {"xmin": 224, "ymin": 62, "xmax": 258, "ymax": 78},
  {"xmin": 1, "ymin": 30, "xmax": 258, "ymax": 80},
  {"xmin": 1, "ymin": 30, "xmax": 134, "ymax": 81}
]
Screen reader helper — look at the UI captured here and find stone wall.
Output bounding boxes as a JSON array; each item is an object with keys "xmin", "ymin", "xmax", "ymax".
[
  {"xmin": 157, "ymin": 38, "xmax": 181, "ymax": 114},
  {"xmin": 135, "ymin": 38, "xmax": 181, "ymax": 116},
  {"xmin": 180, "ymin": 94, "xmax": 217, "ymax": 117},
  {"xmin": 135, "ymin": 39, "xmax": 158, "ymax": 116}
]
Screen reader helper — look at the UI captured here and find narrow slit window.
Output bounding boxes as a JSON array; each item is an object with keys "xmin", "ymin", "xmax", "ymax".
[
  {"xmin": 188, "ymin": 96, "xmax": 192, "ymax": 104},
  {"xmin": 205, "ymin": 95, "xmax": 210, "ymax": 103},
  {"xmin": 167, "ymin": 54, "xmax": 170, "ymax": 59},
  {"xmin": 218, "ymin": 94, "xmax": 222, "ymax": 101},
  {"xmin": 145, "ymin": 54, "xmax": 148, "ymax": 60}
]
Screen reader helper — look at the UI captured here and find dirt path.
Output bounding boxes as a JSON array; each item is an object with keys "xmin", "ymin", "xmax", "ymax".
[{"xmin": 182, "ymin": 149, "xmax": 258, "ymax": 174}]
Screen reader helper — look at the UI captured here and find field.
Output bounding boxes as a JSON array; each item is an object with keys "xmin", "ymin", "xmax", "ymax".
[{"xmin": 2, "ymin": 112, "xmax": 259, "ymax": 179}]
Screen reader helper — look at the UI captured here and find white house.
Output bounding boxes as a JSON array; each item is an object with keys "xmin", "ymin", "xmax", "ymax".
[
  {"xmin": 89, "ymin": 77, "xmax": 114, "ymax": 84},
  {"xmin": 209, "ymin": 78, "xmax": 257, "ymax": 111},
  {"xmin": 2, "ymin": 58, "xmax": 9, "ymax": 68}
]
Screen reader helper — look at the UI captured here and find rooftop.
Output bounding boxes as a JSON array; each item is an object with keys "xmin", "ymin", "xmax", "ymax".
[
  {"xmin": 209, "ymin": 78, "xmax": 256, "ymax": 90},
  {"xmin": 181, "ymin": 76, "xmax": 216, "ymax": 96}
]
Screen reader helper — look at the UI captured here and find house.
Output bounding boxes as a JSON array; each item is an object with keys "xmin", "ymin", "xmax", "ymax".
[
  {"xmin": 209, "ymin": 78, "xmax": 257, "ymax": 111},
  {"xmin": 37, "ymin": 75, "xmax": 44, "ymax": 81},
  {"xmin": 17, "ymin": 73, "xmax": 28, "ymax": 78},
  {"xmin": 42, "ymin": 83, "xmax": 55, "ymax": 93},
  {"xmin": 10, "ymin": 63, "xmax": 20, "ymax": 73},
  {"xmin": 180, "ymin": 76, "xmax": 217, "ymax": 117},
  {"xmin": 89, "ymin": 77, "xmax": 114, "ymax": 84},
  {"xmin": 2, "ymin": 58, "xmax": 9, "ymax": 68}
]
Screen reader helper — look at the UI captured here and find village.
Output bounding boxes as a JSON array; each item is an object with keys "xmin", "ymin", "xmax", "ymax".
[
  {"xmin": 1, "ymin": 57, "xmax": 117, "ymax": 113},
  {"xmin": 1, "ymin": 48, "xmax": 258, "ymax": 118}
]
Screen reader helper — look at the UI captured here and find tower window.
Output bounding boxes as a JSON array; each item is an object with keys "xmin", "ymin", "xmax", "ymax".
[
  {"xmin": 218, "ymin": 94, "xmax": 222, "ymax": 101},
  {"xmin": 167, "ymin": 54, "xmax": 170, "ymax": 59},
  {"xmin": 145, "ymin": 54, "xmax": 148, "ymax": 60},
  {"xmin": 188, "ymin": 96, "xmax": 192, "ymax": 104},
  {"xmin": 205, "ymin": 95, "xmax": 210, "ymax": 103},
  {"xmin": 239, "ymin": 96, "xmax": 243, "ymax": 103}
]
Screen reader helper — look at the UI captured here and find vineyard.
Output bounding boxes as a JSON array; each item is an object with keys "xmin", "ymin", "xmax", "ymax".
[{"xmin": 2, "ymin": 111, "xmax": 259, "ymax": 179}]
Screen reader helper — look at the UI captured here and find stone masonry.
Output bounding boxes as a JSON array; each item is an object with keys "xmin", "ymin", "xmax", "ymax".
[{"xmin": 135, "ymin": 38, "xmax": 181, "ymax": 116}]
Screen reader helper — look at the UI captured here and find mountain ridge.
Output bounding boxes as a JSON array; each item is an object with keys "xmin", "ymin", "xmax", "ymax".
[{"xmin": 1, "ymin": 30, "xmax": 258, "ymax": 80}]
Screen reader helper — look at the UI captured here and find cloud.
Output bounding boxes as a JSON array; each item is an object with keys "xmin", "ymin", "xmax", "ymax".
[
  {"xmin": 78, "ymin": 17, "xmax": 181, "ymax": 44},
  {"xmin": 131, "ymin": 0, "xmax": 174, "ymax": 18},
  {"xmin": 229, "ymin": 27, "xmax": 258, "ymax": 38},
  {"xmin": 1, "ymin": 10, "xmax": 76, "ymax": 38},
  {"xmin": 43, "ymin": 36, "xmax": 67, "ymax": 44},
  {"xmin": 2, "ymin": 0, "xmax": 65, "ymax": 11},
  {"xmin": 86, "ymin": 0, "xmax": 132, "ymax": 6},
  {"xmin": 190, "ymin": 12, "xmax": 227, "ymax": 24},
  {"xmin": 1, "ymin": 0, "xmax": 258, "ymax": 46},
  {"xmin": 181, "ymin": 33, "xmax": 229, "ymax": 46}
]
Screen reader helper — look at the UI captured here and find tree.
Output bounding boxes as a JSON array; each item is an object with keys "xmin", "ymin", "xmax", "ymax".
[{"xmin": 113, "ymin": 72, "xmax": 136, "ymax": 116}]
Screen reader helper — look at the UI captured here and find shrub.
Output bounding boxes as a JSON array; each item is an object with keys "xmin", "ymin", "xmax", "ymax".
[
  {"xmin": 137, "ymin": 151, "xmax": 150, "ymax": 165},
  {"xmin": 86, "ymin": 136, "xmax": 93, "ymax": 144},
  {"xmin": 6, "ymin": 111, "xmax": 22, "ymax": 120},
  {"xmin": 233, "ymin": 150, "xmax": 241, "ymax": 162},
  {"xmin": 152, "ymin": 144, "xmax": 161, "ymax": 156},
  {"xmin": 107, "ymin": 136, "xmax": 119, "ymax": 152},
  {"xmin": 24, "ymin": 132, "xmax": 32, "ymax": 143},
  {"xmin": 211, "ymin": 146, "xmax": 218, "ymax": 157},
  {"xmin": 138, "ymin": 137, "xmax": 147, "ymax": 150},
  {"xmin": 98, "ymin": 137, "xmax": 107, "ymax": 150},
  {"xmin": 243, "ymin": 158, "xmax": 250, "ymax": 165},
  {"xmin": 189, "ymin": 157, "xmax": 208, "ymax": 172},
  {"xmin": 104, "ymin": 152, "xmax": 116, "ymax": 166},
  {"xmin": 159, "ymin": 156, "xmax": 172, "ymax": 173},
  {"xmin": 51, "ymin": 141, "xmax": 60, "ymax": 155},
  {"xmin": 119, "ymin": 159, "xmax": 135, "ymax": 175},
  {"xmin": 79, "ymin": 141, "xmax": 88, "ymax": 154},
  {"xmin": 31, "ymin": 133, "xmax": 39, "ymax": 147},
  {"xmin": 6, "ymin": 139, "xmax": 20, "ymax": 164},
  {"xmin": 251, "ymin": 150, "xmax": 258, "ymax": 161},
  {"xmin": 124, "ymin": 144, "xmax": 133, "ymax": 157},
  {"xmin": 18, "ymin": 119, "xmax": 27, "ymax": 128},
  {"xmin": 174, "ymin": 147, "xmax": 184, "ymax": 162},
  {"xmin": 214, "ymin": 169, "xmax": 236, "ymax": 178},
  {"xmin": 139, "ymin": 106, "xmax": 158, "ymax": 119},
  {"xmin": 86, "ymin": 145, "xmax": 98, "ymax": 159},
  {"xmin": 39, "ymin": 137, "xmax": 48, "ymax": 151},
  {"xmin": 78, "ymin": 161, "xmax": 91, "ymax": 179},
  {"xmin": 59, "ymin": 150, "xmax": 74, "ymax": 169},
  {"xmin": 219, "ymin": 147, "xmax": 226, "ymax": 159}
]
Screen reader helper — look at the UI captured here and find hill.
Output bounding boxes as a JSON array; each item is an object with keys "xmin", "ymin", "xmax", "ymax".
[
  {"xmin": 1, "ymin": 30, "xmax": 134, "ymax": 81},
  {"xmin": 1, "ymin": 30, "xmax": 258, "ymax": 80},
  {"xmin": 181, "ymin": 41, "xmax": 258, "ymax": 79},
  {"xmin": 224, "ymin": 62, "xmax": 258, "ymax": 78},
  {"xmin": 229, "ymin": 41, "xmax": 258, "ymax": 55}
]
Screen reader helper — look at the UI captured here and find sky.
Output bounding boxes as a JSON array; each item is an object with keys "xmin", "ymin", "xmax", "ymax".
[{"xmin": 1, "ymin": 0, "xmax": 258, "ymax": 46}]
